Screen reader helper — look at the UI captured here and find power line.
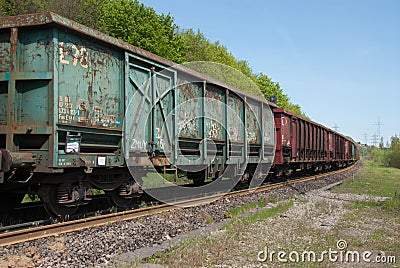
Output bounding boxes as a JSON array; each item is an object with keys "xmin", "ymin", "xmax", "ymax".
[
  {"xmin": 373, "ymin": 117, "xmax": 384, "ymax": 139},
  {"xmin": 333, "ymin": 124, "xmax": 339, "ymax": 132},
  {"xmin": 371, "ymin": 133, "xmax": 378, "ymax": 147},
  {"xmin": 364, "ymin": 133, "xmax": 368, "ymax": 145}
]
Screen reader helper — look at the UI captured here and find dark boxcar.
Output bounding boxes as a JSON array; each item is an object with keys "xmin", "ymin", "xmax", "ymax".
[
  {"xmin": 0, "ymin": 12, "xmax": 275, "ymax": 215},
  {"xmin": 273, "ymin": 108, "xmax": 356, "ymax": 176}
]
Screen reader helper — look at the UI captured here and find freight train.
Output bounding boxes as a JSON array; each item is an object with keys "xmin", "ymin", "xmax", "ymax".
[{"xmin": 0, "ymin": 12, "xmax": 358, "ymax": 217}]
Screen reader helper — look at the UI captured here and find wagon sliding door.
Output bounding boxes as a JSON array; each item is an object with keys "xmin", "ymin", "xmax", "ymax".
[{"xmin": 124, "ymin": 53, "xmax": 176, "ymax": 166}]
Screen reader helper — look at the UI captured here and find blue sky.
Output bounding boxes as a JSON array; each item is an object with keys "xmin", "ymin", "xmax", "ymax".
[{"xmin": 140, "ymin": 0, "xmax": 399, "ymax": 145}]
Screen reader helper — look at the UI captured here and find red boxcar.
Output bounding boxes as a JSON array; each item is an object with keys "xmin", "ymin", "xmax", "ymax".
[{"xmin": 273, "ymin": 108, "xmax": 356, "ymax": 177}]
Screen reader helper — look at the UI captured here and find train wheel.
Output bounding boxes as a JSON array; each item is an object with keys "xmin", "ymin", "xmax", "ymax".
[
  {"xmin": 41, "ymin": 185, "xmax": 78, "ymax": 217},
  {"xmin": 106, "ymin": 190, "xmax": 133, "ymax": 208}
]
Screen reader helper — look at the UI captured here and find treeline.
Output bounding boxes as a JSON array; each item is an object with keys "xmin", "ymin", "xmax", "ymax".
[
  {"xmin": 366, "ymin": 135, "xmax": 400, "ymax": 169},
  {"xmin": 0, "ymin": 0, "xmax": 305, "ymax": 116}
]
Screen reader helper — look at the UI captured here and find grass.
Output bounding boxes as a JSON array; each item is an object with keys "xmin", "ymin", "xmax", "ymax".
[
  {"xmin": 205, "ymin": 215, "xmax": 214, "ymax": 224},
  {"xmin": 239, "ymin": 199, "xmax": 293, "ymax": 225},
  {"xmin": 225, "ymin": 198, "xmax": 266, "ymax": 218},
  {"xmin": 382, "ymin": 192, "xmax": 400, "ymax": 212},
  {"xmin": 345, "ymin": 194, "xmax": 400, "ymax": 213},
  {"xmin": 141, "ymin": 171, "xmax": 192, "ymax": 188},
  {"xmin": 348, "ymin": 200, "xmax": 382, "ymax": 209},
  {"xmin": 334, "ymin": 160, "xmax": 400, "ymax": 212},
  {"xmin": 22, "ymin": 189, "xmax": 105, "ymax": 203},
  {"xmin": 223, "ymin": 199, "xmax": 293, "ymax": 231},
  {"xmin": 22, "ymin": 194, "xmax": 40, "ymax": 203},
  {"xmin": 329, "ymin": 160, "xmax": 400, "ymax": 261},
  {"xmin": 334, "ymin": 160, "xmax": 400, "ymax": 197}
]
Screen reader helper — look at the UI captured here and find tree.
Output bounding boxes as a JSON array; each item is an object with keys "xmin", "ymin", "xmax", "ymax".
[
  {"xmin": 98, "ymin": 0, "xmax": 187, "ymax": 63},
  {"xmin": 391, "ymin": 135, "xmax": 400, "ymax": 149},
  {"xmin": 0, "ymin": 0, "xmax": 187, "ymax": 63},
  {"xmin": 368, "ymin": 135, "xmax": 400, "ymax": 168},
  {"xmin": 0, "ymin": 0, "xmax": 15, "ymax": 16},
  {"xmin": 180, "ymin": 29, "xmax": 254, "ymax": 75},
  {"xmin": 389, "ymin": 135, "xmax": 400, "ymax": 168},
  {"xmin": 256, "ymin": 73, "xmax": 288, "ymax": 108},
  {"xmin": 0, "ymin": 0, "xmax": 103, "ymax": 28},
  {"xmin": 179, "ymin": 29, "xmax": 262, "ymax": 96}
]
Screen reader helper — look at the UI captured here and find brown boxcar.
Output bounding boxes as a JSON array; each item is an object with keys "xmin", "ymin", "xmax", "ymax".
[{"xmin": 273, "ymin": 108, "xmax": 356, "ymax": 177}]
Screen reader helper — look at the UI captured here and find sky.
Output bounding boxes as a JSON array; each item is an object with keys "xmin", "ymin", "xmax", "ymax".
[{"xmin": 140, "ymin": 0, "xmax": 400, "ymax": 146}]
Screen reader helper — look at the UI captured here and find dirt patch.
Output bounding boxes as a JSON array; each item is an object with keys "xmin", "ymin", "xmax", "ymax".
[
  {"xmin": 0, "ymin": 254, "xmax": 35, "ymax": 268},
  {"xmin": 48, "ymin": 237, "xmax": 66, "ymax": 253},
  {"xmin": 24, "ymin": 246, "xmax": 40, "ymax": 261}
]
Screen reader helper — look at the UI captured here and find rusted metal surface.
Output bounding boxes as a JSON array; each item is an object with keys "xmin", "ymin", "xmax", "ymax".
[
  {"xmin": 0, "ymin": 19, "xmax": 125, "ymax": 173},
  {"xmin": 262, "ymin": 104, "xmax": 274, "ymax": 145},
  {"xmin": 204, "ymin": 84, "xmax": 224, "ymax": 140},
  {"xmin": 177, "ymin": 79, "xmax": 201, "ymax": 138},
  {"xmin": 245, "ymin": 100, "xmax": 261, "ymax": 144},
  {"xmin": 280, "ymin": 115, "xmax": 291, "ymax": 147},
  {"xmin": 273, "ymin": 108, "xmax": 357, "ymax": 167},
  {"xmin": 0, "ymin": 30, "xmax": 10, "ymax": 73},
  {"xmin": 57, "ymin": 34, "xmax": 123, "ymax": 129},
  {"xmin": 227, "ymin": 92, "xmax": 243, "ymax": 142}
]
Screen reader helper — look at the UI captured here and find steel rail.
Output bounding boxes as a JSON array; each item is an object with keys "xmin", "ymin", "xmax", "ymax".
[{"xmin": 0, "ymin": 164, "xmax": 356, "ymax": 247}]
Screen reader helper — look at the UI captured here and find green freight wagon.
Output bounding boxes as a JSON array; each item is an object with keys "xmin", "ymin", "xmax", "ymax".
[{"xmin": 0, "ymin": 12, "xmax": 275, "ymax": 216}]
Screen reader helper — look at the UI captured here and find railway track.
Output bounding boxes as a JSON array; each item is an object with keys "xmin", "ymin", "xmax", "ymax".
[{"xmin": 0, "ymin": 164, "xmax": 357, "ymax": 247}]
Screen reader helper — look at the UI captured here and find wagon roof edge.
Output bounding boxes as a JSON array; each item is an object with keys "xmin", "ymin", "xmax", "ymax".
[
  {"xmin": 274, "ymin": 107, "xmax": 354, "ymax": 142},
  {"xmin": 0, "ymin": 11, "xmax": 276, "ymax": 107}
]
